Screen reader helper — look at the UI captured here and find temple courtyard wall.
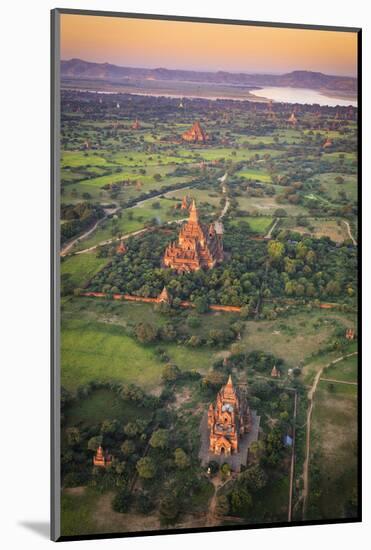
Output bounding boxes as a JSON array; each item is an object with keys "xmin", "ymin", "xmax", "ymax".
[
  {"xmin": 81, "ymin": 292, "xmax": 241, "ymax": 312},
  {"xmin": 198, "ymin": 410, "xmax": 261, "ymax": 472}
]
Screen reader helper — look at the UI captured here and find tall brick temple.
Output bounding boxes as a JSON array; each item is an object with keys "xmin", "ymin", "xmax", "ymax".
[
  {"xmin": 182, "ymin": 120, "xmax": 208, "ymax": 143},
  {"xmin": 208, "ymin": 376, "xmax": 252, "ymax": 456},
  {"xmin": 163, "ymin": 199, "xmax": 223, "ymax": 273}
]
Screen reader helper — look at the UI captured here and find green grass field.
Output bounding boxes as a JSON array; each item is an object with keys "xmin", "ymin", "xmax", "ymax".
[
  {"xmin": 281, "ymin": 217, "xmax": 349, "ymax": 243},
  {"xmin": 230, "ymin": 215, "xmax": 273, "ymax": 234},
  {"xmin": 61, "ymin": 488, "xmax": 98, "ymax": 536},
  {"xmin": 65, "ymin": 388, "xmax": 153, "ymax": 427},
  {"xmin": 317, "ymin": 172, "xmax": 357, "ymax": 202},
  {"xmin": 61, "ymin": 253, "xmax": 109, "ymax": 287},
  {"xmin": 238, "ymin": 168, "xmax": 272, "ymax": 183},
  {"xmin": 308, "ymin": 382, "xmax": 357, "ymax": 520},
  {"xmin": 72, "ymin": 197, "xmax": 180, "ymax": 252},
  {"xmin": 61, "ymin": 316, "xmax": 215, "ymax": 392},
  {"xmin": 236, "ymin": 194, "xmax": 307, "ymax": 216},
  {"xmin": 322, "ymin": 354, "xmax": 358, "ymax": 383},
  {"xmin": 165, "ymin": 187, "xmax": 222, "ymax": 207},
  {"xmin": 242, "ymin": 310, "xmax": 352, "ymax": 370}
]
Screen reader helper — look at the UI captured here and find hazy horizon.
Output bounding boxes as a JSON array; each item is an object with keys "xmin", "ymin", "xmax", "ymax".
[
  {"xmin": 61, "ymin": 56, "xmax": 356, "ymax": 79},
  {"xmin": 61, "ymin": 15, "xmax": 357, "ymax": 78}
]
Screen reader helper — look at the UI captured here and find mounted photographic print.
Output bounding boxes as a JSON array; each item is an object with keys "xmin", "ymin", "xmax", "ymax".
[{"xmin": 51, "ymin": 9, "xmax": 361, "ymax": 542}]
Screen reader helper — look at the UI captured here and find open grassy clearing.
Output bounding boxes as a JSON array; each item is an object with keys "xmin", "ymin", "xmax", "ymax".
[
  {"xmin": 229, "ymin": 215, "xmax": 273, "ymax": 234},
  {"xmin": 248, "ymin": 474, "xmax": 290, "ymax": 523},
  {"xmin": 65, "ymin": 388, "xmax": 153, "ymax": 426},
  {"xmin": 61, "ymin": 317, "xmax": 214, "ymax": 392},
  {"xmin": 108, "ymin": 150, "xmax": 193, "ymax": 167},
  {"xmin": 171, "ymin": 146, "xmax": 283, "ymax": 164},
  {"xmin": 242, "ymin": 310, "xmax": 353, "ymax": 370},
  {"xmin": 62, "ymin": 163, "xmax": 195, "ymax": 204},
  {"xmin": 63, "ymin": 165, "xmax": 177, "ymax": 189},
  {"xmin": 62, "ymin": 488, "xmax": 167, "ymax": 536},
  {"xmin": 237, "ymin": 168, "xmax": 272, "ymax": 183},
  {"xmin": 317, "ymin": 172, "xmax": 357, "ymax": 202},
  {"xmin": 301, "ymin": 341, "xmax": 357, "ymax": 385},
  {"xmin": 61, "ymin": 151, "xmax": 118, "ymax": 169},
  {"xmin": 63, "ymin": 296, "xmax": 239, "ymax": 340},
  {"xmin": 61, "ymin": 488, "xmax": 98, "ymax": 536},
  {"xmin": 281, "ymin": 217, "xmax": 349, "ymax": 243},
  {"xmin": 61, "ymin": 253, "xmax": 110, "ymax": 287},
  {"xmin": 164, "ymin": 186, "xmax": 223, "ymax": 207},
  {"xmin": 236, "ymin": 194, "xmax": 307, "ymax": 216},
  {"xmin": 308, "ymin": 384, "xmax": 357, "ymax": 520},
  {"xmin": 323, "ymin": 354, "xmax": 358, "ymax": 382}
]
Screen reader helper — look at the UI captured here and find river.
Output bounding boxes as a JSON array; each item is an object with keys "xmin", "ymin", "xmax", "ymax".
[
  {"xmin": 63, "ymin": 84, "xmax": 357, "ymax": 107},
  {"xmin": 251, "ymin": 86, "xmax": 357, "ymax": 107}
]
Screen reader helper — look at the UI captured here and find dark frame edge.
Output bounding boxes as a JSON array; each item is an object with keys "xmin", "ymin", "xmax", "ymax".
[
  {"xmin": 53, "ymin": 7, "xmax": 361, "ymax": 33},
  {"xmin": 356, "ymin": 27, "xmax": 362, "ymax": 524},
  {"xmin": 51, "ymin": 7, "xmax": 61, "ymax": 543},
  {"xmin": 57, "ymin": 516, "xmax": 361, "ymax": 543}
]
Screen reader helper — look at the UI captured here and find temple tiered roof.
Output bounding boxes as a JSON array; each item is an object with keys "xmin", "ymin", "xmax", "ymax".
[
  {"xmin": 208, "ymin": 375, "xmax": 251, "ymax": 456},
  {"xmin": 93, "ymin": 445, "xmax": 112, "ymax": 468},
  {"xmin": 163, "ymin": 200, "xmax": 223, "ymax": 273},
  {"xmin": 182, "ymin": 120, "xmax": 208, "ymax": 143}
]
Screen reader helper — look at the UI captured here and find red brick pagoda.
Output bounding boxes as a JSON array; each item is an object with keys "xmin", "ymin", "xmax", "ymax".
[
  {"xmin": 116, "ymin": 241, "xmax": 127, "ymax": 255},
  {"xmin": 208, "ymin": 376, "xmax": 251, "ymax": 456},
  {"xmin": 288, "ymin": 112, "xmax": 298, "ymax": 126},
  {"xmin": 163, "ymin": 200, "xmax": 223, "ymax": 273},
  {"xmin": 182, "ymin": 120, "xmax": 208, "ymax": 143},
  {"xmin": 93, "ymin": 445, "xmax": 112, "ymax": 468}
]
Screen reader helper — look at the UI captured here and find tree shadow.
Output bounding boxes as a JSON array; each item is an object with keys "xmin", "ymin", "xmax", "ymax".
[{"xmin": 18, "ymin": 521, "xmax": 49, "ymax": 539}]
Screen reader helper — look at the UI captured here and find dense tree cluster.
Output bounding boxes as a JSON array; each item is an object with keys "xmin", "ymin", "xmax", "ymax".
[
  {"xmin": 88, "ymin": 226, "xmax": 266, "ymax": 307},
  {"xmin": 87, "ymin": 223, "xmax": 356, "ymax": 310},
  {"xmin": 60, "ymin": 202, "xmax": 105, "ymax": 243},
  {"xmin": 266, "ymin": 234, "xmax": 357, "ymax": 302}
]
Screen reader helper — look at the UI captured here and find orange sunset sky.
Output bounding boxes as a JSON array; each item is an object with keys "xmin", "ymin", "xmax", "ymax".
[{"xmin": 60, "ymin": 14, "xmax": 357, "ymax": 77}]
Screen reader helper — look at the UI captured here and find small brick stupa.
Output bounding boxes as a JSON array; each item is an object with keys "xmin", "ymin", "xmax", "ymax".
[
  {"xmin": 163, "ymin": 200, "xmax": 223, "ymax": 273},
  {"xmin": 271, "ymin": 365, "xmax": 281, "ymax": 378},
  {"xmin": 181, "ymin": 195, "xmax": 190, "ymax": 210},
  {"xmin": 182, "ymin": 120, "xmax": 208, "ymax": 143},
  {"xmin": 323, "ymin": 137, "xmax": 333, "ymax": 148},
  {"xmin": 288, "ymin": 112, "xmax": 298, "ymax": 126},
  {"xmin": 157, "ymin": 286, "xmax": 171, "ymax": 304},
  {"xmin": 208, "ymin": 375, "xmax": 251, "ymax": 456},
  {"xmin": 93, "ymin": 445, "xmax": 112, "ymax": 468},
  {"xmin": 345, "ymin": 328, "xmax": 356, "ymax": 340},
  {"xmin": 116, "ymin": 241, "xmax": 127, "ymax": 255},
  {"xmin": 131, "ymin": 119, "xmax": 141, "ymax": 130}
]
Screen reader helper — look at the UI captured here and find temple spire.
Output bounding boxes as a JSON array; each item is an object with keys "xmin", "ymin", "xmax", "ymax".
[
  {"xmin": 189, "ymin": 200, "xmax": 199, "ymax": 223},
  {"xmin": 226, "ymin": 374, "xmax": 233, "ymax": 387},
  {"xmin": 157, "ymin": 286, "xmax": 171, "ymax": 304}
]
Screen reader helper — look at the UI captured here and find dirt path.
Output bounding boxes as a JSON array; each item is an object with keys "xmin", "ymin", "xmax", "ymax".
[
  {"xmin": 320, "ymin": 377, "xmax": 357, "ymax": 385},
  {"xmin": 60, "ymin": 206, "xmax": 120, "ymax": 257},
  {"xmin": 70, "ymin": 217, "xmax": 188, "ymax": 256},
  {"xmin": 301, "ymin": 351, "xmax": 358, "ymax": 519},
  {"xmin": 60, "ymin": 180, "xmax": 198, "ymax": 257},
  {"xmin": 343, "ymin": 220, "xmax": 357, "ymax": 246},
  {"xmin": 219, "ymin": 197, "xmax": 230, "ymax": 220},
  {"xmin": 205, "ymin": 475, "xmax": 233, "ymax": 527},
  {"xmin": 288, "ymin": 390, "xmax": 298, "ymax": 522},
  {"xmin": 264, "ymin": 218, "xmax": 278, "ymax": 240},
  {"xmin": 74, "ymin": 227, "xmax": 149, "ymax": 255},
  {"xmin": 218, "ymin": 172, "xmax": 230, "ymax": 220}
]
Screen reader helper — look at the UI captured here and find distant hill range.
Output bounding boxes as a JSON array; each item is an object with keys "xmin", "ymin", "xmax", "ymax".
[{"xmin": 61, "ymin": 59, "xmax": 356, "ymax": 93}]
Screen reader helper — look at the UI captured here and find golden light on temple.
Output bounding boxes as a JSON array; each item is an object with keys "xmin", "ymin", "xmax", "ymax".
[
  {"xmin": 208, "ymin": 375, "xmax": 252, "ymax": 456},
  {"xmin": 60, "ymin": 14, "xmax": 357, "ymax": 76},
  {"xmin": 163, "ymin": 199, "xmax": 223, "ymax": 272}
]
